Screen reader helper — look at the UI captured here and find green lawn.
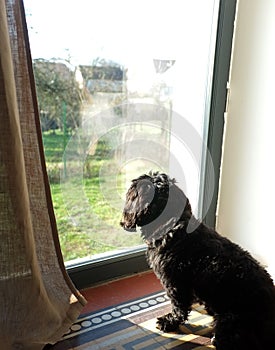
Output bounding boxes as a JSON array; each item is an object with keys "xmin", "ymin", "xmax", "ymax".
[{"xmin": 42, "ymin": 130, "xmax": 142, "ymax": 262}]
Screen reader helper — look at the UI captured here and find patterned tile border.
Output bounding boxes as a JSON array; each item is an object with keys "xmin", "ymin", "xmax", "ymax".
[{"xmin": 63, "ymin": 291, "xmax": 170, "ymax": 340}]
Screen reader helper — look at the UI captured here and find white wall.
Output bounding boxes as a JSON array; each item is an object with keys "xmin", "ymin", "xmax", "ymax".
[{"xmin": 216, "ymin": 0, "xmax": 275, "ymax": 279}]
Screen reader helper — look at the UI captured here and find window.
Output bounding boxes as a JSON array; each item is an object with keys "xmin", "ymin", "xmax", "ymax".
[{"xmin": 24, "ymin": 0, "xmax": 237, "ymax": 287}]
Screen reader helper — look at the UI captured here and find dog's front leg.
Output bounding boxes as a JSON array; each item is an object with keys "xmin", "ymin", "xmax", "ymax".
[{"xmin": 157, "ymin": 286, "xmax": 193, "ymax": 332}]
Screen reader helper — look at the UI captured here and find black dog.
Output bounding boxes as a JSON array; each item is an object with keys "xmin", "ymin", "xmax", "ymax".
[{"xmin": 120, "ymin": 172, "xmax": 275, "ymax": 350}]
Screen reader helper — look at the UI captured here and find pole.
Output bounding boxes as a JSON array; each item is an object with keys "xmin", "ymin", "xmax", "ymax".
[{"xmin": 62, "ymin": 101, "xmax": 67, "ymax": 178}]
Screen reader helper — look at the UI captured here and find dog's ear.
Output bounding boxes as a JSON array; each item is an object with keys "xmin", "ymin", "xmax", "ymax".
[
  {"xmin": 163, "ymin": 183, "xmax": 192, "ymax": 222},
  {"xmin": 120, "ymin": 179, "xmax": 155, "ymax": 231},
  {"xmin": 120, "ymin": 185, "xmax": 139, "ymax": 231}
]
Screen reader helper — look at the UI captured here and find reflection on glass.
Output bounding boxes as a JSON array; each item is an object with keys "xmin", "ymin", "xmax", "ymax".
[{"xmin": 25, "ymin": 0, "xmax": 218, "ymax": 263}]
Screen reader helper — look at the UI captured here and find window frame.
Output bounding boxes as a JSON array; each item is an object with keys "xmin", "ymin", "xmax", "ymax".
[{"xmin": 66, "ymin": 0, "xmax": 237, "ymax": 289}]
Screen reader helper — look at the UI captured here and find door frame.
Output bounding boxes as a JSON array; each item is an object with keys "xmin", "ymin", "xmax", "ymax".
[{"xmin": 67, "ymin": 0, "xmax": 237, "ymax": 289}]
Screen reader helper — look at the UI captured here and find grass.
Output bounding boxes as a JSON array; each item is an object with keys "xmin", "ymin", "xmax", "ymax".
[
  {"xmin": 42, "ymin": 129, "xmax": 143, "ymax": 262},
  {"xmin": 42, "ymin": 129, "xmax": 71, "ymax": 163}
]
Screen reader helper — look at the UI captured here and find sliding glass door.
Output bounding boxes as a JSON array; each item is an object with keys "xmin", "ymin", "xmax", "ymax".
[{"xmin": 24, "ymin": 0, "xmax": 236, "ymax": 286}]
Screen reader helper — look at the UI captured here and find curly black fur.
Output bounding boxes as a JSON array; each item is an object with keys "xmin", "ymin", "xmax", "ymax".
[{"xmin": 120, "ymin": 172, "xmax": 275, "ymax": 350}]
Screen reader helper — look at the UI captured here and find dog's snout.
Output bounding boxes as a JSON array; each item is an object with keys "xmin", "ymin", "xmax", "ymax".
[
  {"xmin": 120, "ymin": 216, "xmax": 137, "ymax": 232},
  {"xmin": 120, "ymin": 222, "xmax": 137, "ymax": 232}
]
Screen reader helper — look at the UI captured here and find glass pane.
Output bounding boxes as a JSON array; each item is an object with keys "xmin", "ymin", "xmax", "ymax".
[{"xmin": 25, "ymin": 0, "xmax": 217, "ymax": 264}]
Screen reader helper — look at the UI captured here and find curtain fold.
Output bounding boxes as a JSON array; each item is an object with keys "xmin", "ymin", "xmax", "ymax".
[{"xmin": 0, "ymin": 0, "xmax": 87, "ymax": 348}]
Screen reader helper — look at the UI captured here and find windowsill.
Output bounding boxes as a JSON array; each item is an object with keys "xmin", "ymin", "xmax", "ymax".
[
  {"xmin": 67, "ymin": 245, "xmax": 149, "ymax": 289},
  {"xmin": 65, "ymin": 245, "xmax": 146, "ymax": 269}
]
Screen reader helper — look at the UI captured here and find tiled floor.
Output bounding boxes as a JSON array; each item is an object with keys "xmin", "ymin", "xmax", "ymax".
[
  {"xmin": 45, "ymin": 271, "xmax": 214, "ymax": 350},
  {"xmin": 80, "ymin": 271, "xmax": 163, "ymax": 314}
]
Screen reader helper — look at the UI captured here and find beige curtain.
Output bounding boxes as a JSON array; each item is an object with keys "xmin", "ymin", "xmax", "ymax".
[{"xmin": 0, "ymin": 0, "xmax": 87, "ymax": 348}]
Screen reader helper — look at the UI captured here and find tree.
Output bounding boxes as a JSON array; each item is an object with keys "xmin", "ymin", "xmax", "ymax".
[{"xmin": 33, "ymin": 58, "xmax": 84, "ymax": 131}]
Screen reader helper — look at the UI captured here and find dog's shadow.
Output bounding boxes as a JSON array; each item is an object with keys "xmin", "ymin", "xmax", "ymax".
[
  {"xmin": 132, "ymin": 302, "xmax": 215, "ymax": 349},
  {"xmin": 178, "ymin": 303, "xmax": 214, "ymax": 337}
]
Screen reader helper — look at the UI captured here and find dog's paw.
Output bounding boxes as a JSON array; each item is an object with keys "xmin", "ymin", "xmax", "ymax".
[{"xmin": 156, "ymin": 313, "xmax": 181, "ymax": 332}]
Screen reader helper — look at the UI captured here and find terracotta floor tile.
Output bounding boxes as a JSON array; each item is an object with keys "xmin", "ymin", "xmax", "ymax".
[{"xmin": 80, "ymin": 271, "xmax": 162, "ymax": 314}]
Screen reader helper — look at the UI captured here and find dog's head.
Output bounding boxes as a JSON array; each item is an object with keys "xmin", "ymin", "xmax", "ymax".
[{"xmin": 120, "ymin": 172, "xmax": 192, "ymax": 240}]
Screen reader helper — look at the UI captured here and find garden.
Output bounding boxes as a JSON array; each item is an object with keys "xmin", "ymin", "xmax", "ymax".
[{"xmin": 42, "ymin": 129, "xmax": 143, "ymax": 262}]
